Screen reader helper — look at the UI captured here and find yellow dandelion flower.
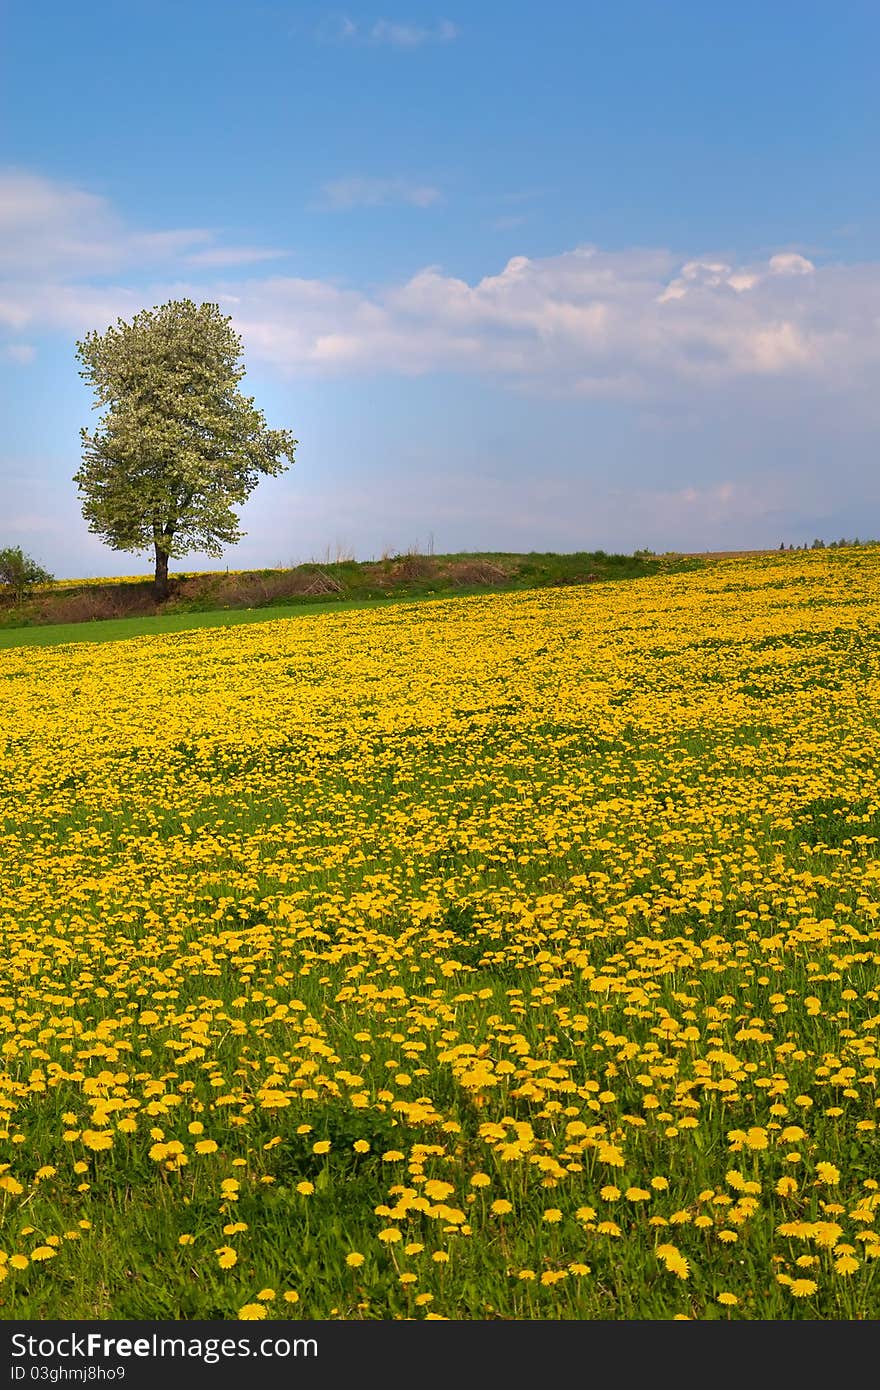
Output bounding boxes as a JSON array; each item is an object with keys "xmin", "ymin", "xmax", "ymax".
[
  {"xmin": 816, "ymin": 1162, "xmax": 841, "ymax": 1186},
  {"xmin": 81, "ymin": 1130, "xmax": 113, "ymax": 1152},
  {"xmin": 813, "ymin": 1223, "xmax": 843, "ymax": 1249},
  {"xmin": 424, "ymin": 1180, "xmax": 455, "ymax": 1200},
  {"xmin": 788, "ymin": 1278, "xmax": 818, "ymax": 1297},
  {"xmin": 597, "ymin": 1143, "xmax": 625, "ymax": 1167}
]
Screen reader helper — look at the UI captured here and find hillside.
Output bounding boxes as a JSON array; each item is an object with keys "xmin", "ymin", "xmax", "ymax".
[{"xmin": 0, "ymin": 549, "xmax": 708, "ymax": 631}]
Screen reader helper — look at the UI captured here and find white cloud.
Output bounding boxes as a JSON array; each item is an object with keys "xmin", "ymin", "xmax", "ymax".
[
  {"xmin": 0, "ymin": 170, "xmax": 282, "ymax": 280},
  {"xmin": 228, "ymin": 243, "xmax": 866, "ymax": 397},
  {"xmin": 369, "ymin": 18, "xmax": 458, "ymax": 46},
  {"xmin": 0, "ymin": 280, "xmax": 146, "ymax": 335},
  {"xmin": 656, "ymin": 254, "xmax": 815, "ymax": 303},
  {"xmin": 747, "ymin": 321, "xmax": 815, "ymax": 373},
  {"xmin": 319, "ymin": 15, "xmax": 458, "ymax": 47},
  {"xmin": 769, "ymin": 252, "xmax": 815, "ymax": 276},
  {"xmin": 319, "ymin": 176, "xmax": 441, "ymax": 209},
  {"xmin": 2, "ymin": 171, "xmax": 880, "ymax": 414}
]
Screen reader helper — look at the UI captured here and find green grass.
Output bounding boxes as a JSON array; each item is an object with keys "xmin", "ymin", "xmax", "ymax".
[
  {"xmin": 0, "ymin": 593, "xmax": 443, "ymax": 650},
  {"xmin": 0, "ymin": 549, "xmax": 706, "ymax": 646}
]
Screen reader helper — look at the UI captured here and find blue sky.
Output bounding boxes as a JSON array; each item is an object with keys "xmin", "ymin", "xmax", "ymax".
[{"xmin": 2, "ymin": 0, "xmax": 879, "ymax": 576}]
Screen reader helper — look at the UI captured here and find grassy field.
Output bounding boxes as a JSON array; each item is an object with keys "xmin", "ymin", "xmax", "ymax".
[
  {"xmin": 0, "ymin": 594, "xmax": 453, "ymax": 650},
  {"xmin": 1, "ymin": 548, "xmax": 879, "ymax": 1320},
  {"xmin": 0, "ymin": 549, "xmax": 704, "ymax": 635}
]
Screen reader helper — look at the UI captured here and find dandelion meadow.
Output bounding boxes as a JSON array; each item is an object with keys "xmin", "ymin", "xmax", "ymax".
[{"xmin": 1, "ymin": 548, "xmax": 879, "ymax": 1320}]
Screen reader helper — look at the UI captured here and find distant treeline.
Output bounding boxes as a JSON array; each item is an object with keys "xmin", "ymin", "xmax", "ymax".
[{"xmin": 780, "ymin": 538, "xmax": 878, "ymax": 550}]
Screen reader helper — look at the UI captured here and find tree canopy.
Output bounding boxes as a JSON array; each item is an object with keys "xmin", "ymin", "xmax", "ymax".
[{"xmin": 74, "ymin": 299, "xmax": 296, "ymax": 597}]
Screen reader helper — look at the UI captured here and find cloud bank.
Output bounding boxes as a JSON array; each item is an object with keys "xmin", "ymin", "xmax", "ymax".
[
  {"xmin": 232, "ymin": 245, "xmax": 874, "ymax": 399},
  {"xmin": 1, "ymin": 170, "xmax": 879, "ymax": 413}
]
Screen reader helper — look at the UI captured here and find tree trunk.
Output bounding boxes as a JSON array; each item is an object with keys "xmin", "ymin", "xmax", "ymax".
[{"xmin": 154, "ymin": 542, "xmax": 170, "ymax": 601}]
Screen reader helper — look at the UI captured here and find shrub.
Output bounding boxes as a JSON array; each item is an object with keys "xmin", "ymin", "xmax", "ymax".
[{"xmin": 0, "ymin": 546, "xmax": 53, "ymax": 605}]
